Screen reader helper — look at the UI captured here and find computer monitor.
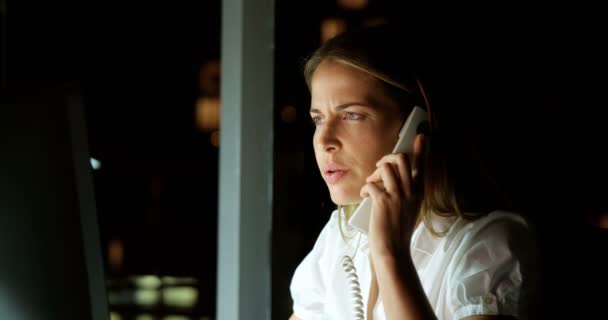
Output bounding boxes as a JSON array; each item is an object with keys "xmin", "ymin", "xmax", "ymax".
[{"xmin": 0, "ymin": 90, "xmax": 109, "ymax": 320}]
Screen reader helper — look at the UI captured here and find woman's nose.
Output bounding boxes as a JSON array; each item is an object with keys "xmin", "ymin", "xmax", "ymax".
[{"xmin": 315, "ymin": 121, "xmax": 341, "ymax": 153}]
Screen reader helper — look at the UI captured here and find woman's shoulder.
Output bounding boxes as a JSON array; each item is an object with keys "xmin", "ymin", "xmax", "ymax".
[
  {"xmin": 313, "ymin": 209, "xmax": 342, "ymax": 243},
  {"xmin": 443, "ymin": 211, "xmax": 539, "ymax": 320},
  {"xmin": 450, "ymin": 210, "xmax": 536, "ymax": 253},
  {"xmin": 467, "ymin": 210, "xmax": 531, "ymax": 237}
]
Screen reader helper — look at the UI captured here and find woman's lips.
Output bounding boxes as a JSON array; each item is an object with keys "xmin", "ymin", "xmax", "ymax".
[
  {"xmin": 323, "ymin": 170, "xmax": 350, "ymax": 184},
  {"xmin": 322, "ymin": 162, "xmax": 350, "ymax": 184}
]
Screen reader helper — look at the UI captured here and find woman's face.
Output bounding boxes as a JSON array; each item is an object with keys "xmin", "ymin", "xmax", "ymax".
[{"xmin": 310, "ymin": 60, "xmax": 404, "ymax": 205}]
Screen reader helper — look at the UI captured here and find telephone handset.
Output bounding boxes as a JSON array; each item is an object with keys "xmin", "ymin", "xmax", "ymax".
[{"xmin": 347, "ymin": 106, "xmax": 429, "ymax": 235}]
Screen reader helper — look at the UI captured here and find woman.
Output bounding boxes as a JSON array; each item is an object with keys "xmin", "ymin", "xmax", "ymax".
[{"xmin": 289, "ymin": 24, "xmax": 537, "ymax": 320}]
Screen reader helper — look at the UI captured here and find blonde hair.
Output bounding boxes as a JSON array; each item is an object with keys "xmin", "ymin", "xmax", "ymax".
[{"xmin": 305, "ymin": 24, "xmax": 510, "ymax": 240}]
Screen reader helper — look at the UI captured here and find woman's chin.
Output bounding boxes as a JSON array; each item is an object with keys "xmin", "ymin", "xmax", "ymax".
[{"xmin": 329, "ymin": 189, "xmax": 361, "ymax": 206}]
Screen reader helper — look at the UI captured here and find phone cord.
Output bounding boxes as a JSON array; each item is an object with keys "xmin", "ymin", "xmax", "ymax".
[{"xmin": 342, "ymin": 232, "xmax": 364, "ymax": 320}]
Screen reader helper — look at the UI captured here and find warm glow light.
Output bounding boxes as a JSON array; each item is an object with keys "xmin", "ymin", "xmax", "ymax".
[
  {"xmin": 321, "ymin": 18, "xmax": 347, "ymax": 42},
  {"xmin": 148, "ymin": 176, "xmax": 163, "ymax": 196},
  {"xmin": 597, "ymin": 213, "xmax": 608, "ymax": 229},
  {"xmin": 363, "ymin": 16, "xmax": 387, "ymax": 27},
  {"xmin": 281, "ymin": 105, "xmax": 297, "ymax": 123},
  {"xmin": 110, "ymin": 312, "xmax": 122, "ymax": 320},
  {"xmin": 108, "ymin": 238, "xmax": 124, "ymax": 272},
  {"xmin": 162, "ymin": 286, "xmax": 198, "ymax": 308},
  {"xmin": 210, "ymin": 130, "xmax": 220, "ymax": 147},
  {"xmin": 198, "ymin": 60, "xmax": 221, "ymax": 97},
  {"xmin": 337, "ymin": 0, "xmax": 368, "ymax": 10},
  {"xmin": 195, "ymin": 97, "xmax": 221, "ymax": 131}
]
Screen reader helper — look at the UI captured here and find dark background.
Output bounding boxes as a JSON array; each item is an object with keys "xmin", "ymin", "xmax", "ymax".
[{"xmin": 2, "ymin": 0, "xmax": 606, "ymax": 319}]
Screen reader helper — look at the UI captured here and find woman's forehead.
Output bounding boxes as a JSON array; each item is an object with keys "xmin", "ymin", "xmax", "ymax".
[
  {"xmin": 310, "ymin": 61, "xmax": 399, "ymax": 113},
  {"xmin": 311, "ymin": 62, "xmax": 382, "ymax": 100}
]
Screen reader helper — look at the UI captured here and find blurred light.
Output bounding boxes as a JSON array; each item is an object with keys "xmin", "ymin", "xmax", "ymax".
[
  {"xmin": 134, "ymin": 275, "xmax": 162, "ymax": 289},
  {"xmin": 210, "ymin": 130, "xmax": 220, "ymax": 147},
  {"xmin": 134, "ymin": 289, "xmax": 161, "ymax": 306},
  {"xmin": 161, "ymin": 276, "xmax": 198, "ymax": 286},
  {"xmin": 195, "ymin": 97, "xmax": 221, "ymax": 131},
  {"xmin": 0, "ymin": 288, "xmax": 23, "ymax": 320},
  {"xmin": 162, "ymin": 286, "xmax": 198, "ymax": 308},
  {"xmin": 337, "ymin": 0, "xmax": 368, "ymax": 10},
  {"xmin": 148, "ymin": 175, "xmax": 163, "ymax": 196},
  {"xmin": 90, "ymin": 157, "xmax": 101, "ymax": 170},
  {"xmin": 135, "ymin": 314, "xmax": 155, "ymax": 320},
  {"xmin": 198, "ymin": 60, "xmax": 221, "ymax": 96},
  {"xmin": 321, "ymin": 18, "xmax": 347, "ymax": 42},
  {"xmin": 108, "ymin": 238, "xmax": 124, "ymax": 272},
  {"xmin": 108, "ymin": 289, "xmax": 135, "ymax": 305},
  {"xmin": 362, "ymin": 16, "xmax": 387, "ymax": 27},
  {"xmin": 163, "ymin": 316, "xmax": 191, "ymax": 320},
  {"xmin": 110, "ymin": 312, "xmax": 122, "ymax": 320},
  {"xmin": 281, "ymin": 105, "xmax": 297, "ymax": 123},
  {"xmin": 597, "ymin": 213, "xmax": 608, "ymax": 229}
]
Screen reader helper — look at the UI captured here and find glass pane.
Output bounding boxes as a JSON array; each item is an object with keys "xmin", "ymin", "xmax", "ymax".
[{"xmin": 84, "ymin": 3, "xmax": 221, "ymax": 320}]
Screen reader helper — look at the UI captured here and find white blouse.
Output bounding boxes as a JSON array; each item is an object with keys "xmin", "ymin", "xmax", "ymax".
[{"xmin": 290, "ymin": 209, "xmax": 537, "ymax": 320}]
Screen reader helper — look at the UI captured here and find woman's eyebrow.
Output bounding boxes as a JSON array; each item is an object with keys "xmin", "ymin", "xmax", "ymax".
[{"xmin": 309, "ymin": 102, "xmax": 372, "ymax": 114}]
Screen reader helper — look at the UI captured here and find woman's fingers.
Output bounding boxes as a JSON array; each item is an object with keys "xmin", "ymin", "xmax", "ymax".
[
  {"xmin": 374, "ymin": 153, "xmax": 413, "ymax": 198},
  {"xmin": 372, "ymin": 133, "xmax": 427, "ymax": 195},
  {"xmin": 360, "ymin": 179, "xmax": 384, "ymax": 199},
  {"xmin": 365, "ymin": 163, "xmax": 401, "ymax": 195}
]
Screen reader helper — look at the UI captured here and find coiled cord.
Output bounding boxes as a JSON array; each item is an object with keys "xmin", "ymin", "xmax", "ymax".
[
  {"xmin": 342, "ymin": 255, "xmax": 364, "ymax": 319},
  {"xmin": 342, "ymin": 231, "xmax": 364, "ymax": 320}
]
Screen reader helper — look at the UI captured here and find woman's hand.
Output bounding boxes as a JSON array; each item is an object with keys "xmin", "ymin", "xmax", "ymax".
[{"xmin": 360, "ymin": 133, "xmax": 427, "ymax": 261}]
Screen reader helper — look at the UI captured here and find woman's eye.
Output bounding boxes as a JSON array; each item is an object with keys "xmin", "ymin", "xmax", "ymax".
[
  {"xmin": 344, "ymin": 112, "xmax": 363, "ymax": 120},
  {"xmin": 311, "ymin": 116, "xmax": 323, "ymax": 125}
]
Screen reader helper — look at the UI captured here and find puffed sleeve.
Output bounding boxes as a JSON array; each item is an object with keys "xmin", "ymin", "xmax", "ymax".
[
  {"xmin": 446, "ymin": 213, "xmax": 537, "ymax": 320},
  {"xmin": 289, "ymin": 211, "xmax": 336, "ymax": 320}
]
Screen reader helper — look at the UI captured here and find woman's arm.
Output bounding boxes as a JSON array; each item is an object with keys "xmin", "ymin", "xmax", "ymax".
[
  {"xmin": 362, "ymin": 135, "xmax": 437, "ymax": 319},
  {"xmin": 374, "ymin": 254, "xmax": 437, "ymax": 320}
]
